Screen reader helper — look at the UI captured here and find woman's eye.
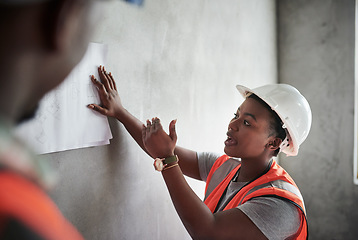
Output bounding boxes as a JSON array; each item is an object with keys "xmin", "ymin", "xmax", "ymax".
[
  {"xmin": 244, "ymin": 120, "xmax": 250, "ymax": 126},
  {"xmin": 234, "ymin": 113, "xmax": 239, "ymax": 119}
]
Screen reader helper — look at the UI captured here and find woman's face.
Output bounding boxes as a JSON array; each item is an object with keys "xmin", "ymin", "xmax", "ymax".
[{"xmin": 224, "ymin": 97, "xmax": 275, "ymax": 159}]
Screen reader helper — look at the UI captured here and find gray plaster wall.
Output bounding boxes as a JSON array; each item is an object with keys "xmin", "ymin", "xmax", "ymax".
[
  {"xmin": 277, "ymin": 0, "xmax": 358, "ymax": 239},
  {"xmin": 47, "ymin": 1, "xmax": 277, "ymax": 239}
]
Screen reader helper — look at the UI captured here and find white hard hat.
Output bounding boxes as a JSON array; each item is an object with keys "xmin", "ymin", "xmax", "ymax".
[{"xmin": 236, "ymin": 84, "xmax": 312, "ymax": 156}]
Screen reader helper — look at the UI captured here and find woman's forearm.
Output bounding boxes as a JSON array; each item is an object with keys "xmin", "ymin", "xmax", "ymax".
[
  {"xmin": 161, "ymin": 166, "xmax": 215, "ymax": 239},
  {"xmin": 115, "ymin": 108, "xmax": 150, "ymax": 156}
]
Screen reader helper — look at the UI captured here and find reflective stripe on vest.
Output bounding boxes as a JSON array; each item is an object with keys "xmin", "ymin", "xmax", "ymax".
[{"xmin": 204, "ymin": 155, "xmax": 308, "ymax": 240}]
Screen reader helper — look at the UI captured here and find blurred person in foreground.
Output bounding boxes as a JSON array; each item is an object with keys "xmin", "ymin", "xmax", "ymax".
[{"xmin": 0, "ymin": 0, "xmax": 142, "ymax": 239}]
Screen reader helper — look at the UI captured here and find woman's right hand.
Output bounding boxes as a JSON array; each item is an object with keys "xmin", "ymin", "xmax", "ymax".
[
  {"xmin": 88, "ymin": 66, "xmax": 125, "ymax": 120},
  {"xmin": 142, "ymin": 118, "xmax": 177, "ymax": 159}
]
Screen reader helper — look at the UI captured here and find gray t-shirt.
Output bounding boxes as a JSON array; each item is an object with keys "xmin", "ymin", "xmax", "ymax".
[{"xmin": 197, "ymin": 152, "xmax": 301, "ymax": 240}]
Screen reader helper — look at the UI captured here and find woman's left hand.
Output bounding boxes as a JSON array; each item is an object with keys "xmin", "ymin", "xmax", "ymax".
[{"xmin": 142, "ymin": 118, "xmax": 177, "ymax": 159}]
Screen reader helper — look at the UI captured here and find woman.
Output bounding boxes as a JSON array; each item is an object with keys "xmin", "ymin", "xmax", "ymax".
[{"xmin": 88, "ymin": 66, "xmax": 311, "ymax": 240}]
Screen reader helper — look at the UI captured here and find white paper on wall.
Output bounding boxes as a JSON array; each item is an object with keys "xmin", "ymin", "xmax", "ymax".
[{"xmin": 15, "ymin": 42, "xmax": 113, "ymax": 155}]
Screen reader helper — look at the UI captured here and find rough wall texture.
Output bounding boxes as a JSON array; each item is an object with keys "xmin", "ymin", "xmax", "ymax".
[
  {"xmin": 278, "ymin": 0, "xmax": 358, "ymax": 239},
  {"xmin": 48, "ymin": 1, "xmax": 277, "ymax": 239}
]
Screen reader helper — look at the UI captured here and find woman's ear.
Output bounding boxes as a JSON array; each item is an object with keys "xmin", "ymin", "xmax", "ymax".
[{"xmin": 266, "ymin": 137, "xmax": 282, "ymax": 151}]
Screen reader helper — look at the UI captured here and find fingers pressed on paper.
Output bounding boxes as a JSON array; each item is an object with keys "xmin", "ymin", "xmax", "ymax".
[
  {"xmin": 109, "ymin": 72, "xmax": 117, "ymax": 91},
  {"xmin": 106, "ymin": 71, "xmax": 114, "ymax": 90},
  {"xmin": 103, "ymin": 66, "xmax": 113, "ymax": 89},
  {"xmin": 91, "ymin": 75, "xmax": 103, "ymax": 88},
  {"xmin": 88, "ymin": 104, "xmax": 107, "ymax": 115},
  {"xmin": 99, "ymin": 67, "xmax": 110, "ymax": 90},
  {"xmin": 91, "ymin": 76, "xmax": 109, "ymax": 97},
  {"xmin": 98, "ymin": 66, "xmax": 111, "ymax": 91}
]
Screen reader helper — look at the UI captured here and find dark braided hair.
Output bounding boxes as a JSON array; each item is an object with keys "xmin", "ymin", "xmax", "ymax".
[{"xmin": 248, "ymin": 94, "xmax": 286, "ymax": 156}]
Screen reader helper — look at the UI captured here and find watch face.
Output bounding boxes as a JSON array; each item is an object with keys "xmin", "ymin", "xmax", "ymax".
[{"xmin": 154, "ymin": 158, "xmax": 164, "ymax": 171}]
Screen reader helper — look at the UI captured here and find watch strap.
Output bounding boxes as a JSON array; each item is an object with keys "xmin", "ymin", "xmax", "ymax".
[{"xmin": 163, "ymin": 155, "xmax": 178, "ymax": 165}]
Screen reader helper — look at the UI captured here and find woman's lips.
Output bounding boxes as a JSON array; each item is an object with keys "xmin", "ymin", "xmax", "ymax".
[{"xmin": 225, "ymin": 132, "xmax": 237, "ymax": 146}]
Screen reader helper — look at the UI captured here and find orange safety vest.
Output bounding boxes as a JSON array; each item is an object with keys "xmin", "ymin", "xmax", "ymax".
[
  {"xmin": 204, "ymin": 155, "xmax": 308, "ymax": 240},
  {"xmin": 0, "ymin": 170, "xmax": 84, "ymax": 240}
]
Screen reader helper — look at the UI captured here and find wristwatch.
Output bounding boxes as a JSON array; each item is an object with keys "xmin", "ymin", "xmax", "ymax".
[
  {"xmin": 153, "ymin": 155, "xmax": 179, "ymax": 172},
  {"xmin": 163, "ymin": 155, "xmax": 178, "ymax": 165}
]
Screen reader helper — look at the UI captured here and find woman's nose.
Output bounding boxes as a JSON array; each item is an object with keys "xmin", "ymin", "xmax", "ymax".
[{"xmin": 228, "ymin": 118, "xmax": 239, "ymax": 131}]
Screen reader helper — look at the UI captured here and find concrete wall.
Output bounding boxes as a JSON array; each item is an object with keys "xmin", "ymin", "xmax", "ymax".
[
  {"xmin": 277, "ymin": 0, "xmax": 358, "ymax": 239},
  {"xmin": 48, "ymin": 1, "xmax": 277, "ymax": 239}
]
